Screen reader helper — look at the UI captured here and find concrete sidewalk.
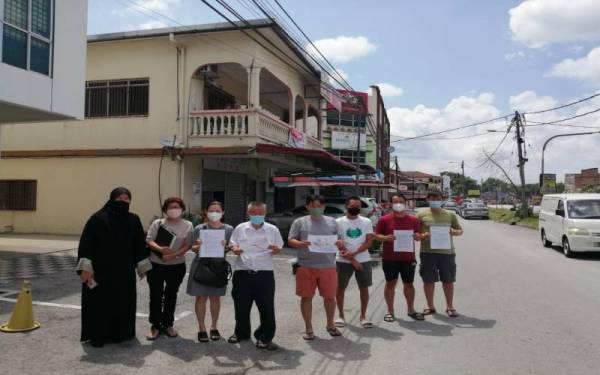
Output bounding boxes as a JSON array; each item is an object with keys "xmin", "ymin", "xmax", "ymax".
[{"xmin": 0, "ymin": 234, "xmax": 79, "ymax": 259}]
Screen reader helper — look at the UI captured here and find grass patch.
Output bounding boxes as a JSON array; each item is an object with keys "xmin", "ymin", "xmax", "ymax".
[{"xmin": 488, "ymin": 208, "xmax": 539, "ymax": 230}]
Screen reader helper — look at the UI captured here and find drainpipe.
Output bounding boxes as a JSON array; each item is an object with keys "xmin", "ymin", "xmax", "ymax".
[{"xmin": 169, "ymin": 32, "xmax": 186, "ymax": 198}]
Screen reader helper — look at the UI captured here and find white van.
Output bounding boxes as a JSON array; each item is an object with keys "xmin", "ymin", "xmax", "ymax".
[{"xmin": 539, "ymin": 194, "xmax": 600, "ymax": 257}]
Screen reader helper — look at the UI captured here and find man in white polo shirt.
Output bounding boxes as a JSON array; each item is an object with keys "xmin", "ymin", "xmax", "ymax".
[
  {"xmin": 228, "ymin": 201, "xmax": 283, "ymax": 351},
  {"xmin": 335, "ymin": 196, "xmax": 374, "ymax": 329}
]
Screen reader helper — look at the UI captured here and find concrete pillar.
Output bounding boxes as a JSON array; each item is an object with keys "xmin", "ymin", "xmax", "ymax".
[
  {"xmin": 303, "ymin": 102, "xmax": 308, "ymax": 133},
  {"xmin": 247, "ymin": 66, "xmax": 262, "ymax": 108},
  {"xmin": 289, "ymin": 94, "xmax": 295, "ymax": 127},
  {"xmin": 189, "ymin": 77, "xmax": 204, "ymax": 111}
]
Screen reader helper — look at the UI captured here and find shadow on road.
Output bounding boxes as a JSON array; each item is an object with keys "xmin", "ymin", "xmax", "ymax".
[
  {"xmin": 306, "ymin": 335, "xmax": 371, "ymax": 362},
  {"xmin": 81, "ymin": 336, "xmax": 304, "ymax": 371},
  {"xmin": 395, "ymin": 318, "xmax": 453, "ymax": 337},
  {"xmin": 433, "ymin": 313, "xmax": 496, "ymax": 329},
  {"xmin": 548, "ymin": 246, "xmax": 600, "ymax": 261},
  {"xmin": 344, "ymin": 323, "xmax": 403, "ymax": 340}
]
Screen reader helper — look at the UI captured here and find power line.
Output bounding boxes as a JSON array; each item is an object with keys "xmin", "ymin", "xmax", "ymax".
[
  {"xmin": 391, "ymin": 114, "xmax": 510, "ymax": 142},
  {"xmin": 526, "ymin": 120, "xmax": 600, "ymax": 129},
  {"xmin": 528, "ymin": 106, "xmax": 600, "ymax": 125},
  {"xmin": 523, "ymin": 92, "xmax": 600, "ymax": 115}
]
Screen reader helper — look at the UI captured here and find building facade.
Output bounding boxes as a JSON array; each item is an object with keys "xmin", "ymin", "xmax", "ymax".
[
  {"xmin": 0, "ymin": 0, "xmax": 87, "ymax": 122},
  {"xmin": 574, "ymin": 168, "xmax": 600, "ymax": 191},
  {"xmin": 0, "ymin": 20, "xmax": 356, "ymax": 234},
  {"xmin": 564, "ymin": 173, "xmax": 576, "ymax": 193},
  {"xmin": 389, "ymin": 170, "xmax": 442, "ymax": 205}
]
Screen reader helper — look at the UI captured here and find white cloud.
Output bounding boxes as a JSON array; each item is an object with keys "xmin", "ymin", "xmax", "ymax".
[
  {"xmin": 509, "ymin": 0, "xmax": 600, "ymax": 48},
  {"xmin": 134, "ymin": 0, "xmax": 180, "ymax": 14},
  {"xmin": 509, "ymin": 91, "xmax": 558, "ymax": 113},
  {"xmin": 327, "ymin": 68, "xmax": 349, "ymax": 87},
  {"xmin": 505, "ymin": 50, "xmax": 531, "ymax": 63},
  {"xmin": 376, "ymin": 83, "xmax": 404, "ymax": 98},
  {"xmin": 547, "ymin": 47, "xmax": 600, "ymax": 85},
  {"xmin": 307, "ymin": 36, "xmax": 377, "ymax": 63},
  {"xmin": 388, "ymin": 90, "xmax": 600, "ymax": 183},
  {"xmin": 139, "ymin": 20, "xmax": 169, "ymax": 30}
]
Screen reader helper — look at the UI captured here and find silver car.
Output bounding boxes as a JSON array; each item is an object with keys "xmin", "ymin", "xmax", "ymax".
[{"xmin": 461, "ymin": 202, "xmax": 489, "ymax": 219}]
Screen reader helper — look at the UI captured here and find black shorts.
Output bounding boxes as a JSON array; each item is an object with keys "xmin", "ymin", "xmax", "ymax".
[
  {"xmin": 382, "ymin": 260, "xmax": 416, "ymax": 283},
  {"xmin": 419, "ymin": 253, "xmax": 456, "ymax": 283},
  {"xmin": 336, "ymin": 261, "xmax": 372, "ymax": 289}
]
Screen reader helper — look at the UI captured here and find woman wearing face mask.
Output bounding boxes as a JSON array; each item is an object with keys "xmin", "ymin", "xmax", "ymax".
[
  {"xmin": 145, "ymin": 197, "xmax": 193, "ymax": 340},
  {"xmin": 77, "ymin": 187, "xmax": 151, "ymax": 348},
  {"xmin": 186, "ymin": 201, "xmax": 234, "ymax": 342}
]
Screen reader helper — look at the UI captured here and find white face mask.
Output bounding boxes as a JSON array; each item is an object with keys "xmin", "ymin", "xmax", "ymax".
[
  {"xmin": 207, "ymin": 212, "xmax": 223, "ymax": 222},
  {"xmin": 166, "ymin": 208, "xmax": 182, "ymax": 219},
  {"xmin": 392, "ymin": 203, "xmax": 406, "ymax": 212}
]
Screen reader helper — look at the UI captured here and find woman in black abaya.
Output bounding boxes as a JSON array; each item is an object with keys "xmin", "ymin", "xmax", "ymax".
[{"xmin": 76, "ymin": 187, "xmax": 151, "ymax": 347}]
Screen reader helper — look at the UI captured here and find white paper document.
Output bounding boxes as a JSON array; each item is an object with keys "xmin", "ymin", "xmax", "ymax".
[
  {"xmin": 308, "ymin": 235, "xmax": 338, "ymax": 253},
  {"xmin": 393, "ymin": 230, "xmax": 414, "ymax": 252},
  {"xmin": 430, "ymin": 225, "xmax": 452, "ymax": 250},
  {"xmin": 239, "ymin": 237, "xmax": 271, "ymax": 255},
  {"xmin": 199, "ymin": 230, "xmax": 225, "ymax": 258}
]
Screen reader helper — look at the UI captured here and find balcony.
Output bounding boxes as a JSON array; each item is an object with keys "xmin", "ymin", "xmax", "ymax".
[{"xmin": 189, "ymin": 109, "xmax": 322, "ymax": 150}]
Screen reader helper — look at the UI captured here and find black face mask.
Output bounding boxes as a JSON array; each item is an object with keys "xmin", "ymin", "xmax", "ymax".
[
  {"xmin": 109, "ymin": 200, "xmax": 130, "ymax": 215},
  {"xmin": 347, "ymin": 207, "xmax": 361, "ymax": 216}
]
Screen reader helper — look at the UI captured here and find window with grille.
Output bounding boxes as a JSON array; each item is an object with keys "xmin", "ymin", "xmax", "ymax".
[
  {"xmin": 0, "ymin": 180, "xmax": 37, "ymax": 211},
  {"xmin": 1, "ymin": 0, "xmax": 53, "ymax": 75},
  {"xmin": 331, "ymin": 149, "xmax": 366, "ymax": 164},
  {"xmin": 85, "ymin": 79, "xmax": 150, "ymax": 118}
]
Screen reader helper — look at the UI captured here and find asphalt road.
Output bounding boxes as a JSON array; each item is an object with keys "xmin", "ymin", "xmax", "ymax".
[{"xmin": 1, "ymin": 218, "xmax": 599, "ymax": 375}]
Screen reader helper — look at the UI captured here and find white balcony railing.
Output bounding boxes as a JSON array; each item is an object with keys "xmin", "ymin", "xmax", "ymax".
[{"xmin": 189, "ymin": 109, "xmax": 322, "ymax": 150}]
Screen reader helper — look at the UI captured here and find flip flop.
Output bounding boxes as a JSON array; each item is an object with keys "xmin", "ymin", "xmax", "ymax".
[
  {"xmin": 446, "ymin": 309, "xmax": 459, "ymax": 318},
  {"xmin": 423, "ymin": 308, "xmax": 437, "ymax": 315},
  {"xmin": 302, "ymin": 331, "xmax": 315, "ymax": 341},
  {"xmin": 326, "ymin": 327, "xmax": 342, "ymax": 337},
  {"xmin": 383, "ymin": 313, "xmax": 395, "ymax": 322},
  {"xmin": 210, "ymin": 329, "xmax": 221, "ymax": 341},
  {"xmin": 407, "ymin": 312, "xmax": 425, "ymax": 321},
  {"xmin": 334, "ymin": 318, "xmax": 346, "ymax": 328},
  {"xmin": 361, "ymin": 319, "xmax": 374, "ymax": 329},
  {"xmin": 198, "ymin": 331, "xmax": 209, "ymax": 343}
]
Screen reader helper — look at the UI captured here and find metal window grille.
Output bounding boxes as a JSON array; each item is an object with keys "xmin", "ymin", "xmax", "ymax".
[
  {"xmin": 85, "ymin": 78, "xmax": 149, "ymax": 118},
  {"xmin": 0, "ymin": 180, "xmax": 37, "ymax": 211}
]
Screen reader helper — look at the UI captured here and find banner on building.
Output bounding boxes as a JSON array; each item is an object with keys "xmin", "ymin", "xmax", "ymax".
[
  {"xmin": 467, "ymin": 189, "xmax": 481, "ymax": 197},
  {"xmin": 331, "ymin": 131, "xmax": 367, "ymax": 150},
  {"xmin": 320, "ymin": 83, "xmax": 344, "ymax": 112},
  {"xmin": 289, "ymin": 128, "xmax": 306, "ymax": 148},
  {"xmin": 540, "ymin": 173, "xmax": 557, "ymax": 194},
  {"xmin": 326, "ymin": 90, "xmax": 369, "ymax": 114}
]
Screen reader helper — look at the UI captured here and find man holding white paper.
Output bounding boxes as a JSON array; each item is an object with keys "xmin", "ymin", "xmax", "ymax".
[
  {"xmin": 374, "ymin": 194, "xmax": 423, "ymax": 321},
  {"xmin": 228, "ymin": 201, "xmax": 283, "ymax": 351},
  {"xmin": 288, "ymin": 195, "xmax": 341, "ymax": 340},
  {"xmin": 417, "ymin": 190, "xmax": 463, "ymax": 318}
]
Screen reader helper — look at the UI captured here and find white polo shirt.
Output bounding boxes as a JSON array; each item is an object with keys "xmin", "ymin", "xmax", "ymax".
[{"xmin": 229, "ymin": 221, "xmax": 284, "ymax": 271}]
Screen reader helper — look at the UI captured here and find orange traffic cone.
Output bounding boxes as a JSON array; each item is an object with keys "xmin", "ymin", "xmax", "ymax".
[{"xmin": 0, "ymin": 280, "xmax": 41, "ymax": 333}]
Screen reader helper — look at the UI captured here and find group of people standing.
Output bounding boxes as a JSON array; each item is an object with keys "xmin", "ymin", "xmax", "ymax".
[{"xmin": 76, "ymin": 187, "xmax": 463, "ymax": 350}]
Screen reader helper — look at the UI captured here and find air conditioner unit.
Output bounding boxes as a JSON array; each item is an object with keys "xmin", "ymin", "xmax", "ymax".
[{"xmin": 198, "ymin": 64, "xmax": 218, "ymax": 79}]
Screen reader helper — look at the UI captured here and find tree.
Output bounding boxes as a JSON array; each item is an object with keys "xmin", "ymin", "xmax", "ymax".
[
  {"xmin": 481, "ymin": 178, "xmax": 511, "ymax": 193},
  {"xmin": 439, "ymin": 171, "xmax": 480, "ymax": 196},
  {"xmin": 581, "ymin": 184, "xmax": 600, "ymax": 193}
]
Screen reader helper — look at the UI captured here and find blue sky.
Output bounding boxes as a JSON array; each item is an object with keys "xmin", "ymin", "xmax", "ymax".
[{"xmin": 88, "ymin": 0, "xmax": 600, "ymax": 182}]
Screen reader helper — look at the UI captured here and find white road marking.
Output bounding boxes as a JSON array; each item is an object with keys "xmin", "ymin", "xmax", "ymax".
[{"xmin": 0, "ymin": 296, "xmax": 150, "ymax": 318}]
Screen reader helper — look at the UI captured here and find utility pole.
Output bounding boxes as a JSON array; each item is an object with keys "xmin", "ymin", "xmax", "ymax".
[
  {"xmin": 394, "ymin": 155, "xmax": 399, "ymax": 193},
  {"xmin": 354, "ymin": 113, "xmax": 361, "ymax": 196},
  {"xmin": 514, "ymin": 111, "xmax": 529, "ymax": 218},
  {"xmin": 461, "ymin": 160, "xmax": 465, "ymax": 197}
]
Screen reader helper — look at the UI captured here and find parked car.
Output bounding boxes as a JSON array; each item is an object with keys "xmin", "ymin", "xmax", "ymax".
[
  {"xmin": 442, "ymin": 201, "xmax": 458, "ymax": 212},
  {"xmin": 327, "ymin": 196, "xmax": 378, "ymax": 218},
  {"xmin": 266, "ymin": 204, "xmax": 346, "ymax": 240},
  {"xmin": 539, "ymin": 193, "xmax": 600, "ymax": 258},
  {"xmin": 460, "ymin": 202, "xmax": 489, "ymax": 219}
]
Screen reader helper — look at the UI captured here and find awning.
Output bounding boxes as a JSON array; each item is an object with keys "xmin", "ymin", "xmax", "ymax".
[
  {"xmin": 273, "ymin": 176, "xmax": 393, "ymax": 189},
  {"xmin": 254, "ymin": 144, "xmax": 357, "ymax": 172}
]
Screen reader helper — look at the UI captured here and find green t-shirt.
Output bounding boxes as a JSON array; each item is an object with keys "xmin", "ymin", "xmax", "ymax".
[{"xmin": 417, "ymin": 208, "xmax": 462, "ymax": 255}]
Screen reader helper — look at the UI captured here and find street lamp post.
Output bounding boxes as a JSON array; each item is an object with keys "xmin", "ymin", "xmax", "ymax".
[{"xmin": 541, "ymin": 131, "xmax": 600, "ymax": 178}]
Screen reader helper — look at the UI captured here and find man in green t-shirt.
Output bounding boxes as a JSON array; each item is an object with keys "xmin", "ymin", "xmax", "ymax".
[{"xmin": 417, "ymin": 190, "xmax": 463, "ymax": 318}]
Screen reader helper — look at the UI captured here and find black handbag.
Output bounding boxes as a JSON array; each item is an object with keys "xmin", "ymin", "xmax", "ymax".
[{"xmin": 193, "ymin": 258, "xmax": 232, "ymax": 288}]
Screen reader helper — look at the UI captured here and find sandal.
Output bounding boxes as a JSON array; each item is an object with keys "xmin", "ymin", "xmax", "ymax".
[
  {"xmin": 407, "ymin": 312, "xmax": 425, "ymax": 321},
  {"xmin": 146, "ymin": 327, "xmax": 160, "ymax": 341},
  {"xmin": 423, "ymin": 308, "xmax": 437, "ymax": 315},
  {"xmin": 446, "ymin": 309, "xmax": 459, "ymax": 318},
  {"xmin": 326, "ymin": 327, "xmax": 342, "ymax": 337},
  {"xmin": 210, "ymin": 329, "xmax": 221, "ymax": 341},
  {"xmin": 360, "ymin": 319, "xmax": 374, "ymax": 329},
  {"xmin": 198, "ymin": 331, "xmax": 209, "ymax": 343},
  {"xmin": 302, "ymin": 331, "xmax": 315, "ymax": 341},
  {"xmin": 227, "ymin": 334, "xmax": 248, "ymax": 344},
  {"xmin": 256, "ymin": 340, "xmax": 279, "ymax": 351},
  {"xmin": 334, "ymin": 318, "xmax": 346, "ymax": 328},
  {"xmin": 383, "ymin": 313, "xmax": 395, "ymax": 322}
]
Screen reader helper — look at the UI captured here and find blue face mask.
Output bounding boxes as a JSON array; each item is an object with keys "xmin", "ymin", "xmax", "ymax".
[
  {"xmin": 429, "ymin": 201, "xmax": 444, "ymax": 209},
  {"xmin": 249, "ymin": 215, "xmax": 265, "ymax": 225}
]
